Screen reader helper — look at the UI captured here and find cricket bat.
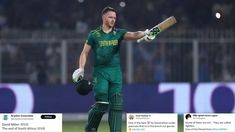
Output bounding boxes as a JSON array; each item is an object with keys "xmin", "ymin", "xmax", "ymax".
[{"xmin": 137, "ymin": 16, "xmax": 177, "ymax": 43}]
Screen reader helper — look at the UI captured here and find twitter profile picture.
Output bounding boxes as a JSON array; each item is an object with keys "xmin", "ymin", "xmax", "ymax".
[
  {"xmin": 3, "ymin": 115, "xmax": 8, "ymax": 120},
  {"xmin": 185, "ymin": 114, "xmax": 191, "ymax": 120}
]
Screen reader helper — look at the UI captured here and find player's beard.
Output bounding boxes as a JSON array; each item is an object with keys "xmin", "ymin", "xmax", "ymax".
[
  {"xmin": 109, "ymin": 20, "xmax": 115, "ymax": 28},
  {"xmin": 103, "ymin": 19, "xmax": 115, "ymax": 29}
]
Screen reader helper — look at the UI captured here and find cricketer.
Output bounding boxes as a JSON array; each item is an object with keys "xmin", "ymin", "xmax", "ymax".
[{"xmin": 72, "ymin": 6, "xmax": 155, "ymax": 132}]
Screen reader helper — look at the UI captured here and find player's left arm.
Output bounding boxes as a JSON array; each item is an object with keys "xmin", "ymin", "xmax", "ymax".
[{"xmin": 123, "ymin": 31, "xmax": 145, "ymax": 41}]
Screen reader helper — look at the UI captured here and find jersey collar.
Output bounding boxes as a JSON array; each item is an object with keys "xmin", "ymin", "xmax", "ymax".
[{"xmin": 100, "ymin": 26, "xmax": 116, "ymax": 34}]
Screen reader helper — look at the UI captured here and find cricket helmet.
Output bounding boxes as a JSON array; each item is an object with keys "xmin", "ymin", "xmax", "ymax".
[{"xmin": 74, "ymin": 79, "xmax": 93, "ymax": 96}]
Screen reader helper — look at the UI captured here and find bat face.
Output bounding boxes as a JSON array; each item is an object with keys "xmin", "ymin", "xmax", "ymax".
[
  {"xmin": 137, "ymin": 16, "xmax": 177, "ymax": 43},
  {"xmin": 149, "ymin": 16, "xmax": 177, "ymax": 37},
  {"xmin": 158, "ymin": 16, "xmax": 177, "ymax": 31}
]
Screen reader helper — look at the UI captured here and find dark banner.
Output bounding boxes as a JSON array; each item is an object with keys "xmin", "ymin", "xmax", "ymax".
[{"xmin": 0, "ymin": 83, "xmax": 234, "ymax": 113}]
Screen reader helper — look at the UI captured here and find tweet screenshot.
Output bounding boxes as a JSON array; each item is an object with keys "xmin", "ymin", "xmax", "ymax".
[
  {"xmin": 126, "ymin": 113, "xmax": 177, "ymax": 132},
  {"xmin": 184, "ymin": 113, "xmax": 235, "ymax": 132},
  {"xmin": 0, "ymin": 113, "xmax": 62, "ymax": 132}
]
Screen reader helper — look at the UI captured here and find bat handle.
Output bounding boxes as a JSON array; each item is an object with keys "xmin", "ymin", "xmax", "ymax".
[{"xmin": 137, "ymin": 37, "xmax": 145, "ymax": 43}]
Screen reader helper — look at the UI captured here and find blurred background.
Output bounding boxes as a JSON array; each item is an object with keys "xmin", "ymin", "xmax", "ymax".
[
  {"xmin": 0, "ymin": 0, "xmax": 235, "ymax": 84},
  {"xmin": 0, "ymin": 0, "xmax": 235, "ymax": 131}
]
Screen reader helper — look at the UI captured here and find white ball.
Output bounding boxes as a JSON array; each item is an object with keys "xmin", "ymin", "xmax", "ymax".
[
  {"xmin": 119, "ymin": 1, "xmax": 126, "ymax": 8},
  {"xmin": 215, "ymin": 12, "xmax": 221, "ymax": 19}
]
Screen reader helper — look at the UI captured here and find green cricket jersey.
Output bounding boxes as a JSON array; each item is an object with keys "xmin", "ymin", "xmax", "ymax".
[{"xmin": 86, "ymin": 27, "xmax": 127, "ymax": 68}]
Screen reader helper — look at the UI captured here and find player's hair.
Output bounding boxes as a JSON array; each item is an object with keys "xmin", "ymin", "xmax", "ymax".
[{"xmin": 101, "ymin": 6, "xmax": 117, "ymax": 16}]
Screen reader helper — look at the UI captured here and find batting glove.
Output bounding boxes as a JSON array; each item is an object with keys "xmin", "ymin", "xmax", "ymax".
[
  {"xmin": 144, "ymin": 34, "xmax": 156, "ymax": 42},
  {"xmin": 72, "ymin": 68, "xmax": 84, "ymax": 83},
  {"xmin": 144, "ymin": 29, "xmax": 150, "ymax": 36},
  {"xmin": 144, "ymin": 29, "xmax": 156, "ymax": 42}
]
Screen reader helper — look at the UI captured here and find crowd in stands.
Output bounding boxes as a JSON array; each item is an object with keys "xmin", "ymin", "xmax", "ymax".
[{"xmin": 0, "ymin": 0, "xmax": 234, "ymax": 30}]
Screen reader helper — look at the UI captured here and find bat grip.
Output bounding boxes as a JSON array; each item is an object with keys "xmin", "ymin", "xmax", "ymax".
[{"xmin": 137, "ymin": 37, "xmax": 145, "ymax": 43}]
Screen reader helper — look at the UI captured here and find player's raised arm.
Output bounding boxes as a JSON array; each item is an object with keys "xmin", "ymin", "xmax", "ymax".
[
  {"xmin": 123, "ymin": 30, "xmax": 156, "ymax": 42},
  {"xmin": 123, "ymin": 31, "xmax": 145, "ymax": 40}
]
